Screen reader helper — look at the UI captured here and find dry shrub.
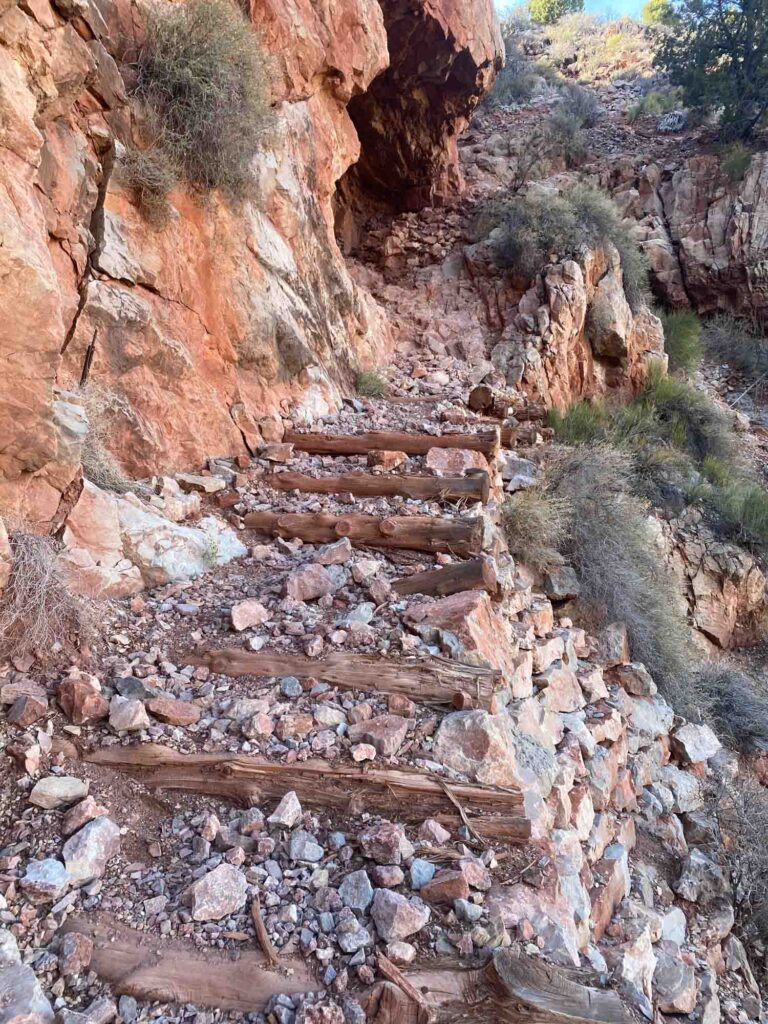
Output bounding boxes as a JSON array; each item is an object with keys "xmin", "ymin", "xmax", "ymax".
[
  {"xmin": 78, "ymin": 385, "xmax": 131, "ymax": 494},
  {"xmin": 711, "ymin": 773, "xmax": 768, "ymax": 943},
  {"xmin": 694, "ymin": 662, "xmax": 768, "ymax": 754},
  {"xmin": 501, "ymin": 487, "xmax": 569, "ymax": 572},
  {"xmin": 134, "ymin": 0, "xmax": 273, "ymax": 194},
  {"xmin": 119, "ymin": 145, "xmax": 177, "ymax": 226},
  {"xmin": 703, "ymin": 313, "xmax": 768, "ymax": 378},
  {"xmin": 0, "ymin": 530, "xmax": 95, "ymax": 660},
  {"xmin": 547, "ymin": 444, "xmax": 704, "ymax": 716}
]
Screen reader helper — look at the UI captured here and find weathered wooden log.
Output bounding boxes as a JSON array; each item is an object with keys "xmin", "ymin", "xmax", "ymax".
[
  {"xmin": 269, "ymin": 470, "xmax": 490, "ymax": 504},
  {"xmin": 85, "ymin": 745, "xmax": 536, "ymax": 843},
  {"xmin": 63, "ymin": 916, "xmax": 313, "ymax": 1012},
  {"xmin": 392, "ymin": 557, "xmax": 498, "ymax": 599},
  {"xmin": 398, "ymin": 950, "xmax": 632, "ymax": 1024},
  {"xmin": 243, "ymin": 510, "xmax": 485, "ymax": 556},
  {"xmin": 184, "ymin": 649, "xmax": 504, "ymax": 708},
  {"xmin": 284, "ymin": 427, "xmax": 501, "ymax": 459}
]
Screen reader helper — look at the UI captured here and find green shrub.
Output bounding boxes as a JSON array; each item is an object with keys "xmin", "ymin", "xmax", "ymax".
[
  {"xmin": 720, "ymin": 141, "xmax": 753, "ymax": 182},
  {"xmin": 702, "ymin": 313, "xmax": 768, "ymax": 376},
  {"xmin": 356, "ymin": 370, "xmax": 388, "ymax": 398},
  {"xmin": 486, "ymin": 40, "xmax": 541, "ymax": 107},
  {"xmin": 642, "ymin": 371, "xmax": 735, "ymax": 462},
  {"xmin": 479, "ymin": 185, "xmax": 648, "ymax": 307},
  {"xmin": 501, "ymin": 486, "xmax": 569, "ymax": 571},
  {"xmin": 529, "ymin": 0, "xmax": 584, "ymax": 25},
  {"xmin": 134, "ymin": 0, "xmax": 273, "ymax": 193},
  {"xmin": 626, "ymin": 88, "xmax": 681, "ymax": 121},
  {"xmin": 660, "ymin": 309, "xmax": 703, "ymax": 372},
  {"xmin": 641, "ymin": 0, "xmax": 677, "ymax": 25},
  {"xmin": 119, "ymin": 145, "xmax": 177, "ymax": 226},
  {"xmin": 547, "ymin": 400, "xmax": 607, "ymax": 444},
  {"xmin": 707, "ymin": 479, "xmax": 768, "ymax": 550}
]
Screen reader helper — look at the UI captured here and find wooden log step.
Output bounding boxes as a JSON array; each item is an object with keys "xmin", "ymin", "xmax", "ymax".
[
  {"xmin": 63, "ymin": 916, "xmax": 314, "ymax": 1012},
  {"xmin": 86, "ymin": 745, "xmax": 538, "ymax": 843},
  {"xmin": 184, "ymin": 649, "xmax": 504, "ymax": 708},
  {"xmin": 269, "ymin": 469, "xmax": 490, "ymax": 504},
  {"xmin": 397, "ymin": 950, "xmax": 632, "ymax": 1024},
  {"xmin": 391, "ymin": 556, "xmax": 498, "ymax": 599},
  {"xmin": 243, "ymin": 510, "xmax": 485, "ymax": 556},
  {"xmin": 284, "ymin": 427, "xmax": 501, "ymax": 459}
]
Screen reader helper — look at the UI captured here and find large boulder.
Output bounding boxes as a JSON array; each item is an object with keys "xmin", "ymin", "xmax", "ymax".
[{"xmin": 432, "ymin": 710, "xmax": 556, "ymax": 794}]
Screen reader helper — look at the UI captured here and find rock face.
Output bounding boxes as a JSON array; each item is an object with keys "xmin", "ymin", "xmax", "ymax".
[
  {"xmin": 614, "ymin": 153, "xmax": 768, "ymax": 319},
  {"xmin": 0, "ymin": 0, "xmax": 502, "ymax": 521},
  {"xmin": 338, "ymin": 0, "xmax": 502, "ymax": 220}
]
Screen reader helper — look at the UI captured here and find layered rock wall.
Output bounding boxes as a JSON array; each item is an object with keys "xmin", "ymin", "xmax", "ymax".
[
  {"xmin": 613, "ymin": 152, "xmax": 768, "ymax": 319},
  {"xmin": 0, "ymin": 0, "xmax": 503, "ymax": 527}
]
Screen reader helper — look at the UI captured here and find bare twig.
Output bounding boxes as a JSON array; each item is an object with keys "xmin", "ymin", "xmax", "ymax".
[{"xmin": 251, "ymin": 895, "xmax": 278, "ymax": 969}]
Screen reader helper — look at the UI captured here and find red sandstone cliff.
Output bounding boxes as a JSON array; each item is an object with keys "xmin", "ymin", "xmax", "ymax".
[{"xmin": 0, "ymin": 0, "xmax": 502, "ymax": 526}]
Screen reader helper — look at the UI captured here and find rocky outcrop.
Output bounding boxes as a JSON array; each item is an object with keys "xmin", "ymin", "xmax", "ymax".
[
  {"xmin": 337, "ymin": 0, "xmax": 503, "ymax": 224},
  {"xmin": 0, "ymin": 0, "xmax": 502, "ymax": 524},
  {"xmin": 614, "ymin": 153, "xmax": 768, "ymax": 319}
]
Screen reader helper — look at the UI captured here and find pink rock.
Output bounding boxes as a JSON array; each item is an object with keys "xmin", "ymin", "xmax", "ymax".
[
  {"xmin": 147, "ymin": 697, "xmax": 201, "ymax": 726},
  {"xmin": 420, "ymin": 869, "xmax": 470, "ymax": 904},
  {"xmin": 59, "ymin": 932, "xmax": 93, "ymax": 976},
  {"xmin": 425, "ymin": 447, "xmax": 489, "ymax": 477},
  {"xmin": 371, "ymin": 889, "xmax": 430, "ymax": 941},
  {"xmin": 351, "ymin": 743, "xmax": 376, "ymax": 762},
  {"xmin": 347, "ymin": 714, "xmax": 408, "ymax": 756},
  {"xmin": 230, "ymin": 599, "xmax": 270, "ymax": 631},
  {"xmin": 405, "ymin": 590, "xmax": 519, "ymax": 680},
  {"xmin": 285, "ymin": 564, "xmax": 336, "ymax": 602},
  {"xmin": 368, "ymin": 450, "xmax": 407, "ymax": 471}
]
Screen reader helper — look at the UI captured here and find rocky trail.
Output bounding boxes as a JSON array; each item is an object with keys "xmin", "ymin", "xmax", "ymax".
[{"xmin": 1, "ymin": 356, "xmax": 763, "ymax": 1024}]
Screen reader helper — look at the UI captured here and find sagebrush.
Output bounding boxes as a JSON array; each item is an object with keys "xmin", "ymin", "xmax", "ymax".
[
  {"xmin": 477, "ymin": 184, "xmax": 648, "ymax": 309},
  {"xmin": 134, "ymin": 0, "xmax": 273, "ymax": 192},
  {"xmin": 0, "ymin": 530, "xmax": 95, "ymax": 660},
  {"xmin": 119, "ymin": 145, "xmax": 176, "ymax": 225},
  {"xmin": 78, "ymin": 385, "xmax": 131, "ymax": 493},
  {"xmin": 501, "ymin": 487, "xmax": 569, "ymax": 572},
  {"xmin": 356, "ymin": 370, "xmax": 388, "ymax": 398}
]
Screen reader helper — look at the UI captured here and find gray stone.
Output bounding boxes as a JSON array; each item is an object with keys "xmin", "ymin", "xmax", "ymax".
[
  {"xmin": 0, "ymin": 964, "xmax": 54, "ymax": 1024},
  {"xmin": 268, "ymin": 791, "xmax": 302, "ymax": 828},
  {"xmin": 409, "ymin": 858, "xmax": 436, "ymax": 890},
  {"xmin": 279, "ymin": 677, "xmax": 304, "ymax": 698},
  {"xmin": 674, "ymin": 849, "xmax": 729, "ymax": 904},
  {"xmin": 653, "ymin": 949, "xmax": 697, "ymax": 1013},
  {"xmin": 672, "ymin": 722, "xmax": 721, "ymax": 764},
  {"xmin": 542, "ymin": 566, "xmax": 580, "ymax": 601},
  {"xmin": 109, "ymin": 696, "xmax": 150, "ymax": 732},
  {"xmin": 29, "ymin": 776, "xmax": 88, "ymax": 809},
  {"xmin": 0, "ymin": 929, "xmax": 21, "ymax": 968},
  {"xmin": 660, "ymin": 765, "xmax": 703, "ymax": 813},
  {"xmin": 20, "ymin": 859, "xmax": 70, "ymax": 903},
  {"xmin": 62, "ymin": 817, "xmax": 121, "ymax": 883},
  {"xmin": 338, "ymin": 870, "xmax": 373, "ymax": 911},
  {"xmin": 289, "ymin": 831, "xmax": 324, "ymax": 863}
]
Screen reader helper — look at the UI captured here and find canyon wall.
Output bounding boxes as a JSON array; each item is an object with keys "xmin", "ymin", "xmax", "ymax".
[
  {"xmin": 612, "ymin": 152, "xmax": 768, "ymax": 319},
  {"xmin": 0, "ymin": 0, "xmax": 502, "ymax": 527}
]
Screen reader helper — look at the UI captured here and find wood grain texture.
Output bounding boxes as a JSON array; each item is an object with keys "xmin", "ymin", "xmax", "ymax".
[
  {"xmin": 285, "ymin": 428, "xmax": 501, "ymax": 459},
  {"xmin": 85, "ymin": 745, "xmax": 533, "ymax": 842},
  {"xmin": 243, "ymin": 510, "xmax": 485, "ymax": 557},
  {"xmin": 268, "ymin": 469, "xmax": 490, "ymax": 504},
  {"xmin": 183, "ymin": 648, "xmax": 504, "ymax": 707}
]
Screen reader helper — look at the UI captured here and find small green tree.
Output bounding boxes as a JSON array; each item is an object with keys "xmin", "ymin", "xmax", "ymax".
[
  {"xmin": 529, "ymin": 0, "xmax": 584, "ymax": 25},
  {"xmin": 654, "ymin": 0, "xmax": 768, "ymax": 139},
  {"xmin": 641, "ymin": 0, "xmax": 677, "ymax": 24}
]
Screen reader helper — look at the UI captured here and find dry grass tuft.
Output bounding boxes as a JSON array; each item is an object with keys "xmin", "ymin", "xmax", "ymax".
[
  {"xmin": 501, "ymin": 486, "xmax": 569, "ymax": 572},
  {"xmin": 0, "ymin": 530, "xmax": 96, "ymax": 660},
  {"xmin": 78, "ymin": 385, "xmax": 132, "ymax": 494}
]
